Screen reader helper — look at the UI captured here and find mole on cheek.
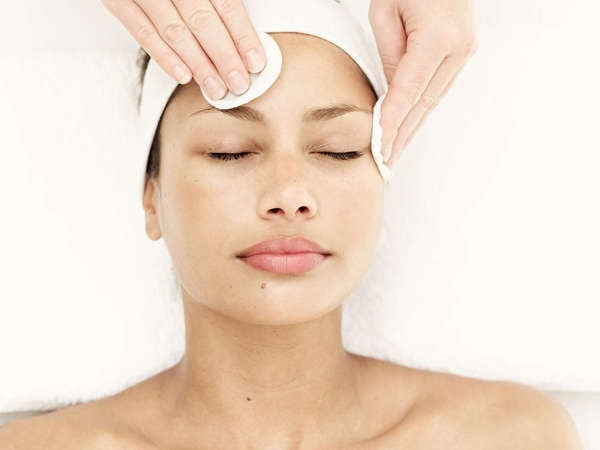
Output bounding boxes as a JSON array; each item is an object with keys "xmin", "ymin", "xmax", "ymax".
[{"xmin": 260, "ymin": 282, "xmax": 266, "ymax": 289}]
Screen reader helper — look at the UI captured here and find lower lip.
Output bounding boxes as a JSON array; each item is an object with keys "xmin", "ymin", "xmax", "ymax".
[{"xmin": 237, "ymin": 252, "xmax": 330, "ymax": 274}]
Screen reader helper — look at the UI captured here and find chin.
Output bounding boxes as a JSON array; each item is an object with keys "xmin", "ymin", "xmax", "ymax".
[{"xmin": 217, "ymin": 290, "xmax": 344, "ymax": 327}]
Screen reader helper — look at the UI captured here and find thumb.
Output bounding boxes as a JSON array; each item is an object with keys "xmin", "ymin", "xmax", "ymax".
[{"xmin": 369, "ymin": 0, "xmax": 407, "ymax": 84}]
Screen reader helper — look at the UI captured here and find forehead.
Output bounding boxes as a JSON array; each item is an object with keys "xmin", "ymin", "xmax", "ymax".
[{"xmin": 164, "ymin": 32, "xmax": 376, "ymax": 125}]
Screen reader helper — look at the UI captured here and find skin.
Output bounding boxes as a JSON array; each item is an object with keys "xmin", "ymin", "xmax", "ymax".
[
  {"xmin": 139, "ymin": 32, "xmax": 388, "ymax": 448},
  {"xmin": 369, "ymin": 0, "xmax": 478, "ymax": 164},
  {"xmin": 0, "ymin": 31, "xmax": 579, "ymax": 450},
  {"xmin": 101, "ymin": 0, "xmax": 479, "ymax": 166}
]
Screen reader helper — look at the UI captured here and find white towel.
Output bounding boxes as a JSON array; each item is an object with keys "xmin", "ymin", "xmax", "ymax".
[
  {"xmin": 1, "ymin": 0, "xmax": 599, "ymax": 414},
  {"xmin": 138, "ymin": 0, "xmax": 394, "ymax": 207}
]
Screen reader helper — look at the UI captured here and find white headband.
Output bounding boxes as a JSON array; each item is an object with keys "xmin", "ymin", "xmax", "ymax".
[{"xmin": 137, "ymin": 0, "xmax": 394, "ymax": 202}]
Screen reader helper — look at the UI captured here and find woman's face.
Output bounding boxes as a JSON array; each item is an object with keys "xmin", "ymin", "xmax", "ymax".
[{"xmin": 143, "ymin": 32, "xmax": 384, "ymax": 325}]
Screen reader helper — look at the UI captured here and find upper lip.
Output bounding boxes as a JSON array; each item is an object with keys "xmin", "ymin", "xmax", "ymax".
[{"xmin": 236, "ymin": 236, "xmax": 332, "ymax": 257}]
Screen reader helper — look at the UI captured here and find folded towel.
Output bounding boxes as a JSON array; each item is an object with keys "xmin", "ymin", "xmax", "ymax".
[{"xmin": 1, "ymin": 0, "xmax": 599, "ymax": 413}]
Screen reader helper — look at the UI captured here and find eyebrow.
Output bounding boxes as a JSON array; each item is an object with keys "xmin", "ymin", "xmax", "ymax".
[{"xmin": 188, "ymin": 103, "xmax": 372, "ymax": 122}]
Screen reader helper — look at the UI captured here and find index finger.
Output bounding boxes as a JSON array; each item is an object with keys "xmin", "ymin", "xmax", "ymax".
[
  {"xmin": 211, "ymin": 0, "xmax": 266, "ymax": 73},
  {"xmin": 380, "ymin": 34, "xmax": 448, "ymax": 154}
]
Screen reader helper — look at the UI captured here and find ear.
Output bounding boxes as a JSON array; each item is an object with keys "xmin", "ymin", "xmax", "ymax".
[{"xmin": 142, "ymin": 176, "xmax": 162, "ymax": 241}]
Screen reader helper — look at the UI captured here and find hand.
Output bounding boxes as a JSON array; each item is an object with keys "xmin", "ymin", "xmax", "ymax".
[
  {"xmin": 369, "ymin": 0, "xmax": 479, "ymax": 167},
  {"xmin": 101, "ymin": 0, "xmax": 266, "ymax": 100}
]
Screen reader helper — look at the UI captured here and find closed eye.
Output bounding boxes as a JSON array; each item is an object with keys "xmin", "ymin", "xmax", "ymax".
[
  {"xmin": 208, "ymin": 152, "xmax": 251, "ymax": 161},
  {"xmin": 208, "ymin": 151, "xmax": 364, "ymax": 161}
]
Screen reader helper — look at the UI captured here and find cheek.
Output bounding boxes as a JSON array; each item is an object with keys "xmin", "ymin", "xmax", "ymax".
[
  {"xmin": 339, "ymin": 185, "xmax": 382, "ymax": 236},
  {"xmin": 161, "ymin": 176, "xmax": 248, "ymax": 304},
  {"xmin": 169, "ymin": 173, "xmax": 245, "ymax": 235},
  {"xmin": 332, "ymin": 173, "xmax": 384, "ymax": 262}
]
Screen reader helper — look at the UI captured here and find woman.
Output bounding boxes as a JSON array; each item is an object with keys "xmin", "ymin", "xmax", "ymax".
[{"xmin": 0, "ymin": 29, "xmax": 582, "ymax": 449}]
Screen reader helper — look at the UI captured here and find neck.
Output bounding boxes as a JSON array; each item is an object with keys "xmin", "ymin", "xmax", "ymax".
[{"xmin": 159, "ymin": 290, "xmax": 367, "ymax": 448}]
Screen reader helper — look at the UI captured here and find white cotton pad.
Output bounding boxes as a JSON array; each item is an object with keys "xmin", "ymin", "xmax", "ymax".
[
  {"xmin": 199, "ymin": 32, "xmax": 283, "ymax": 111},
  {"xmin": 370, "ymin": 89, "xmax": 394, "ymax": 182},
  {"xmin": 197, "ymin": 30, "xmax": 393, "ymax": 184},
  {"xmin": 138, "ymin": 0, "xmax": 395, "ymax": 203}
]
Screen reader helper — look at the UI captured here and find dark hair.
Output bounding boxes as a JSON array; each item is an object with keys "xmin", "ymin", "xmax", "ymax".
[{"xmin": 136, "ymin": 47, "xmax": 163, "ymax": 183}]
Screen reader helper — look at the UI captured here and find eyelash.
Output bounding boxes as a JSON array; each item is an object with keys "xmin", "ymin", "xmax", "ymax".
[{"xmin": 208, "ymin": 151, "xmax": 363, "ymax": 161}]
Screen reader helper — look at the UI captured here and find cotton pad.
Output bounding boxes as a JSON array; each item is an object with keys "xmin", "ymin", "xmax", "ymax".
[
  {"xmin": 199, "ymin": 31, "xmax": 283, "ymax": 111},
  {"xmin": 138, "ymin": 0, "xmax": 394, "ymax": 202}
]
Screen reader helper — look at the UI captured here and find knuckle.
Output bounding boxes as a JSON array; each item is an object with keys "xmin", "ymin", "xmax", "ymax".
[
  {"xmin": 216, "ymin": 0, "xmax": 242, "ymax": 16},
  {"xmin": 188, "ymin": 7, "xmax": 215, "ymax": 33},
  {"xmin": 419, "ymin": 93, "xmax": 438, "ymax": 110},
  {"xmin": 395, "ymin": 81, "xmax": 423, "ymax": 107},
  {"xmin": 186, "ymin": 60, "xmax": 203, "ymax": 76},
  {"xmin": 136, "ymin": 25, "xmax": 155, "ymax": 46},
  {"xmin": 231, "ymin": 31, "xmax": 253, "ymax": 49},
  {"xmin": 163, "ymin": 21, "xmax": 188, "ymax": 45},
  {"xmin": 378, "ymin": 48, "xmax": 398, "ymax": 63},
  {"xmin": 380, "ymin": 59, "xmax": 398, "ymax": 75},
  {"xmin": 188, "ymin": 59, "xmax": 212, "ymax": 78},
  {"xmin": 158, "ymin": 47, "xmax": 176, "ymax": 64},
  {"xmin": 150, "ymin": 47, "xmax": 175, "ymax": 69},
  {"xmin": 379, "ymin": 50, "xmax": 399, "ymax": 73},
  {"xmin": 436, "ymin": 27, "xmax": 459, "ymax": 51}
]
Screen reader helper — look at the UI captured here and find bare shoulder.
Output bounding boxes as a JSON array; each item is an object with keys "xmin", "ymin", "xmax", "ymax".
[
  {"xmin": 0, "ymin": 406, "xmax": 89, "ymax": 450},
  {"xmin": 0, "ymin": 399, "xmax": 144, "ymax": 450},
  {"xmin": 371, "ymin": 361, "xmax": 583, "ymax": 449},
  {"xmin": 474, "ymin": 379, "xmax": 584, "ymax": 449}
]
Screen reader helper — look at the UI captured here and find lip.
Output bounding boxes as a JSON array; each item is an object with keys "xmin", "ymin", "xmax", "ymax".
[
  {"xmin": 236, "ymin": 236, "xmax": 332, "ymax": 275},
  {"xmin": 238, "ymin": 252, "xmax": 330, "ymax": 274},
  {"xmin": 236, "ymin": 236, "xmax": 331, "ymax": 258}
]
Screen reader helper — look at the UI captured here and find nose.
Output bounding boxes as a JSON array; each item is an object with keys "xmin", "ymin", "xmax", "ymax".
[
  {"xmin": 257, "ymin": 150, "xmax": 320, "ymax": 222},
  {"xmin": 260, "ymin": 186, "xmax": 317, "ymax": 222},
  {"xmin": 267, "ymin": 204, "xmax": 313, "ymax": 219}
]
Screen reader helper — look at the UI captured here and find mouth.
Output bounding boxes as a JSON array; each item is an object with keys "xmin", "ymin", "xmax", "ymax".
[{"xmin": 237, "ymin": 252, "xmax": 331, "ymax": 274}]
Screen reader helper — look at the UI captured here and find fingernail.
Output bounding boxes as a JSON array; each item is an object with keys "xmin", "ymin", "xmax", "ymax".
[
  {"xmin": 245, "ymin": 48, "xmax": 265, "ymax": 73},
  {"xmin": 174, "ymin": 65, "xmax": 192, "ymax": 84},
  {"xmin": 227, "ymin": 70, "xmax": 249, "ymax": 95},
  {"xmin": 203, "ymin": 76, "xmax": 227, "ymax": 100}
]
